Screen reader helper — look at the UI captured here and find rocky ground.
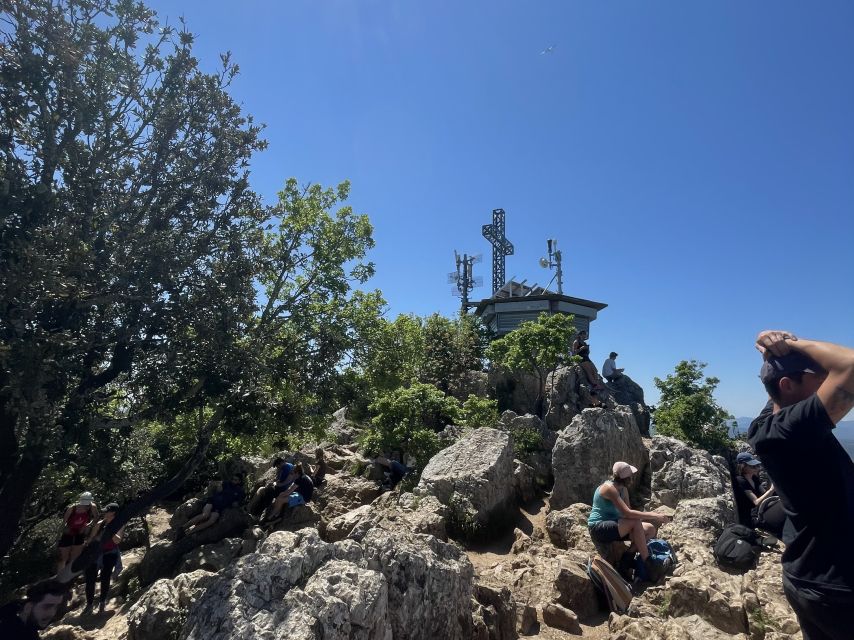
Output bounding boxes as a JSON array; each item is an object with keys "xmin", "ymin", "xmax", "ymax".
[{"xmin": 36, "ymin": 366, "xmax": 802, "ymax": 640}]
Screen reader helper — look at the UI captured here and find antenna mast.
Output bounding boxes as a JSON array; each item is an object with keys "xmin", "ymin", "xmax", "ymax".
[
  {"xmin": 539, "ymin": 238, "xmax": 564, "ymax": 294},
  {"xmin": 448, "ymin": 252, "xmax": 483, "ymax": 314}
]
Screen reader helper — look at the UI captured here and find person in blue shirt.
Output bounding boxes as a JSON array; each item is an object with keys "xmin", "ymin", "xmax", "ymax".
[
  {"xmin": 183, "ymin": 474, "xmax": 246, "ymax": 536},
  {"xmin": 263, "ymin": 464, "xmax": 314, "ymax": 522},
  {"xmin": 249, "ymin": 457, "xmax": 296, "ymax": 516}
]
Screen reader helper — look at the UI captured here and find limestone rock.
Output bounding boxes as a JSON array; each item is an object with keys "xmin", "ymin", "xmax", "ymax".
[
  {"xmin": 544, "ymin": 503, "xmax": 595, "ymax": 554},
  {"xmin": 417, "ymin": 428, "xmax": 516, "ymax": 528},
  {"xmin": 540, "ymin": 603, "xmax": 581, "ymax": 634},
  {"xmin": 516, "ymin": 602, "xmax": 538, "ymax": 635},
  {"xmin": 325, "ymin": 504, "xmax": 373, "ymax": 542},
  {"xmin": 314, "ymin": 473, "xmax": 382, "ymax": 520},
  {"xmin": 609, "ymin": 613, "xmax": 749, "ymax": 639},
  {"xmin": 552, "ymin": 557, "xmax": 599, "ymax": 620},
  {"xmin": 473, "ymin": 583, "xmax": 518, "ymax": 640},
  {"xmin": 42, "ymin": 626, "xmax": 95, "ymax": 640},
  {"xmin": 329, "ymin": 406, "xmax": 359, "ymax": 445},
  {"xmin": 605, "ymin": 373, "xmax": 646, "ymax": 406},
  {"xmin": 120, "ymin": 516, "xmax": 149, "ymax": 551},
  {"xmin": 168, "ymin": 497, "xmax": 205, "ymax": 531},
  {"xmin": 665, "ymin": 566, "xmax": 748, "ymax": 635},
  {"xmin": 498, "ymin": 412, "xmax": 557, "ymax": 486},
  {"xmin": 742, "ymin": 552, "xmax": 802, "ymax": 638},
  {"xmin": 127, "ymin": 570, "xmax": 215, "ymax": 640},
  {"xmin": 513, "ymin": 460, "xmax": 536, "ymax": 504},
  {"xmin": 271, "ymin": 503, "xmax": 321, "ymax": 533},
  {"xmin": 648, "ymin": 436, "xmax": 733, "ymax": 509},
  {"xmin": 550, "ymin": 407, "xmax": 647, "ymax": 510},
  {"xmin": 177, "ymin": 537, "xmax": 242, "ymax": 574},
  {"xmin": 344, "ymin": 492, "xmax": 450, "ymax": 542}
]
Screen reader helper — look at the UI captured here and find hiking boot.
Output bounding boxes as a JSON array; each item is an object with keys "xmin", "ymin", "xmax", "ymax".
[
  {"xmin": 98, "ymin": 601, "xmax": 106, "ymax": 614},
  {"xmin": 643, "ymin": 556, "xmax": 661, "ymax": 582},
  {"xmin": 82, "ymin": 602, "xmax": 93, "ymax": 615}
]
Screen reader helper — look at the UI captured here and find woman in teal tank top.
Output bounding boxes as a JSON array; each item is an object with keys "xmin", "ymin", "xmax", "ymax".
[{"xmin": 587, "ymin": 461, "xmax": 671, "ymax": 567}]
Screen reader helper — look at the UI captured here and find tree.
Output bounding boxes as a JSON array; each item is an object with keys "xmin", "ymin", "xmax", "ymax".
[
  {"xmin": 420, "ymin": 313, "xmax": 488, "ymax": 396},
  {"xmin": 0, "ymin": 0, "xmax": 379, "ymax": 569},
  {"xmin": 653, "ymin": 360, "xmax": 733, "ymax": 450},
  {"xmin": 359, "ymin": 382, "xmax": 460, "ymax": 470},
  {"xmin": 486, "ymin": 313, "xmax": 576, "ymax": 418}
]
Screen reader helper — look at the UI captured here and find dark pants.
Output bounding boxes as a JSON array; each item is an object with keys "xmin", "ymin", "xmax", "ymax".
[
  {"xmin": 783, "ymin": 576, "xmax": 854, "ymax": 640},
  {"xmin": 85, "ymin": 552, "xmax": 119, "ymax": 606}
]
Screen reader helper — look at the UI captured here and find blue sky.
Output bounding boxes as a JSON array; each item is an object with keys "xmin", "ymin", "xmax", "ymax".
[{"xmin": 145, "ymin": 1, "xmax": 854, "ymax": 418}]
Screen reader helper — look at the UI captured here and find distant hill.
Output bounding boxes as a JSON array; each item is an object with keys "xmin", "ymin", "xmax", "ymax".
[{"xmin": 731, "ymin": 417, "xmax": 854, "ymax": 459}]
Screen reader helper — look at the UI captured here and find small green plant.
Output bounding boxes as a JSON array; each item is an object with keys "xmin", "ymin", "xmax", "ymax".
[
  {"xmin": 657, "ymin": 592, "xmax": 672, "ymax": 618},
  {"xmin": 446, "ymin": 493, "xmax": 484, "ymax": 543},
  {"xmin": 511, "ymin": 426, "xmax": 543, "ymax": 458},
  {"xmin": 461, "ymin": 395, "xmax": 499, "ymax": 429}
]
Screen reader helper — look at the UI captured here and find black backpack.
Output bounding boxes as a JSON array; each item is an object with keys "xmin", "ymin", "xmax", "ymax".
[
  {"xmin": 756, "ymin": 496, "xmax": 786, "ymax": 538},
  {"xmin": 714, "ymin": 524, "xmax": 761, "ymax": 571}
]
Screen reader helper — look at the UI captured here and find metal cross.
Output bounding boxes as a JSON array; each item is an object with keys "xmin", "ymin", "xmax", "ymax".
[{"xmin": 482, "ymin": 208, "xmax": 514, "ymax": 294}]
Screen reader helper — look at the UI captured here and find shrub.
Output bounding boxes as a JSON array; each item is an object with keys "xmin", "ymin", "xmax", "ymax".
[{"xmin": 460, "ymin": 395, "xmax": 499, "ymax": 429}]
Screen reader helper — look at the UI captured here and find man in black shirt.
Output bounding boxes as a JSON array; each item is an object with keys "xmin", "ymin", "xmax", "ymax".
[
  {"xmin": 0, "ymin": 579, "xmax": 67, "ymax": 639},
  {"xmin": 748, "ymin": 331, "xmax": 854, "ymax": 640}
]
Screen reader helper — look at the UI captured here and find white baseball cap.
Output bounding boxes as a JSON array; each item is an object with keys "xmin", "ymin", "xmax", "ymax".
[{"xmin": 612, "ymin": 461, "xmax": 638, "ymax": 479}]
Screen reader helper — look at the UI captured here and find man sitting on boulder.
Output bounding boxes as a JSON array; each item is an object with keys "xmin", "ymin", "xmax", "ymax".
[
  {"xmin": 262, "ymin": 464, "xmax": 314, "ymax": 523},
  {"xmin": 748, "ymin": 331, "xmax": 854, "ymax": 640},
  {"xmin": 374, "ymin": 455, "xmax": 410, "ymax": 490},
  {"xmin": 249, "ymin": 457, "xmax": 296, "ymax": 516},
  {"xmin": 183, "ymin": 473, "xmax": 246, "ymax": 536},
  {"xmin": 602, "ymin": 352, "xmax": 624, "ymax": 382}
]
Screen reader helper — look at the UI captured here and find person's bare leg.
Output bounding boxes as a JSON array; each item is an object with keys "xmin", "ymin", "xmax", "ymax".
[
  {"xmin": 642, "ymin": 522, "xmax": 658, "ymax": 541},
  {"xmin": 57, "ymin": 546, "xmax": 70, "ymax": 572},
  {"xmin": 268, "ymin": 494, "xmax": 288, "ymax": 519},
  {"xmin": 618, "ymin": 519, "xmax": 649, "ymax": 560},
  {"xmin": 189, "ymin": 511, "xmax": 220, "ymax": 534},
  {"xmin": 185, "ymin": 504, "xmax": 213, "ymax": 533}
]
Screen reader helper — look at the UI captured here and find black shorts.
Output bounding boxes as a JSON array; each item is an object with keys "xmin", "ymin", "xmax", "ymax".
[
  {"xmin": 589, "ymin": 521, "xmax": 628, "ymax": 544},
  {"xmin": 59, "ymin": 533, "xmax": 86, "ymax": 547}
]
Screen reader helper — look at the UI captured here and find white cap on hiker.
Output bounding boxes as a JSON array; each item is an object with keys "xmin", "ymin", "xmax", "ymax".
[
  {"xmin": 612, "ymin": 461, "xmax": 637, "ymax": 479},
  {"xmin": 78, "ymin": 491, "xmax": 94, "ymax": 506}
]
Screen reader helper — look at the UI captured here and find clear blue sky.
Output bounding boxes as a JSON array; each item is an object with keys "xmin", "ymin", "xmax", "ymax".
[{"xmin": 146, "ymin": 1, "xmax": 854, "ymax": 419}]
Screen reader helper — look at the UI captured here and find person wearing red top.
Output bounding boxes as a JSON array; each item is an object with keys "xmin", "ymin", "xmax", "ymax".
[
  {"xmin": 83, "ymin": 503, "xmax": 123, "ymax": 614},
  {"xmin": 57, "ymin": 491, "xmax": 98, "ymax": 572}
]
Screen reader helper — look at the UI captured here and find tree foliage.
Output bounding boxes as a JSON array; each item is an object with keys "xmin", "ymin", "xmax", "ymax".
[
  {"xmin": 359, "ymin": 382, "xmax": 461, "ymax": 470},
  {"xmin": 486, "ymin": 313, "xmax": 576, "ymax": 417},
  {"xmin": 0, "ymin": 0, "xmax": 381, "ymax": 567},
  {"xmin": 653, "ymin": 360, "xmax": 733, "ymax": 450},
  {"xmin": 420, "ymin": 313, "xmax": 489, "ymax": 395}
]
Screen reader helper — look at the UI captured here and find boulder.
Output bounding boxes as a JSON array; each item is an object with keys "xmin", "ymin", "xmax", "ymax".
[
  {"xmin": 346, "ymin": 492, "xmax": 449, "ymax": 543},
  {"xmin": 540, "ymin": 603, "xmax": 581, "ymax": 634},
  {"xmin": 742, "ymin": 552, "xmax": 802, "ymax": 638},
  {"xmin": 552, "ymin": 557, "xmax": 599, "ymax": 620},
  {"xmin": 550, "ymin": 407, "xmax": 648, "ymax": 510},
  {"xmin": 42, "ymin": 627, "xmax": 95, "ymax": 640},
  {"xmin": 168, "ymin": 497, "xmax": 206, "ymax": 531},
  {"xmin": 325, "ymin": 504, "xmax": 373, "ymax": 542},
  {"xmin": 609, "ymin": 613, "xmax": 749, "ymax": 639},
  {"xmin": 516, "ymin": 603, "xmax": 538, "ymax": 635},
  {"xmin": 417, "ymin": 428, "xmax": 516, "ymax": 530},
  {"xmin": 177, "ymin": 537, "xmax": 242, "ymax": 574},
  {"xmin": 176, "ymin": 527, "xmax": 474, "ymax": 640},
  {"xmin": 544, "ymin": 503, "xmax": 595, "ymax": 554},
  {"xmin": 313, "ymin": 473, "xmax": 382, "ymax": 520},
  {"xmin": 497, "ymin": 412, "xmax": 557, "ymax": 486},
  {"xmin": 120, "ymin": 516, "xmax": 149, "ymax": 550},
  {"xmin": 665, "ymin": 566, "xmax": 749, "ymax": 635},
  {"xmin": 127, "ymin": 570, "xmax": 215, "ymax": 640},
  {"xmin": 138, "ymin": 508, "xmax": 252, "ymax": 585},
  {"xmin": 329, "ymin": 406, "xmax": 359, "ymax": 445},
  {"xmin": 512, "ymin": 460, "xmax": 536, "ymax": 504},
  {"xmin": 112, "ymin": 546, "xmax": 147, "ymax": 598},
  {"xmin": 648, "ymin": 436, "xmax": 733, "ymax": 508},
  {"xmin": 271, "ymin": 503, "xmax": 321, "ymax": 533},
  {"xmin": 473, "ymin": 583, "xmax": 518, "ymax": 640},
  {"xmin": 605, "ymin": 373, "xmax": 646, "ymax": 405}
]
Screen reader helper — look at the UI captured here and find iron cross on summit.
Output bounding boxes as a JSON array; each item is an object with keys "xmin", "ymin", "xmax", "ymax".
[{"xmin": 482, "ymin": 208, "xmax": 514, "ymax": 295}]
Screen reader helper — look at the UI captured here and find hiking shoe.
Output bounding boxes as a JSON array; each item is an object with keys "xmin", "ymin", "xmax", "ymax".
[
  {"xmin": 82, "ymin": 603, "xmax": 93, "ymax": 615},
  {"xmin": 98, "ymin": 601, "xmax": 106, "ymax": 614}
]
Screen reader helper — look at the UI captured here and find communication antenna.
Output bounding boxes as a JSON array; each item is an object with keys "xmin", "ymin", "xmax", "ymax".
[
  {"xmin": 539, "ymin": 238, "xmax": 563, "ymax": 294},
  {"xmin": 448, "ymin": 251, "xmax": 483, "ymax": 314}
]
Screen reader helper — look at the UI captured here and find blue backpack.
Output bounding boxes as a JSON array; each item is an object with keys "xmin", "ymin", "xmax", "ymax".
[{"xmin": 635, "ymin": 539, "xmax": 677, "ymax": 582}]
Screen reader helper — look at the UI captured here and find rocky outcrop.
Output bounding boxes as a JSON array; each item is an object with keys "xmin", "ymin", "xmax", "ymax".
[
  {"xmin": 138, "ymin": 508, "xmax": 252, "ymax": 585},
  {"xmin": 609, "ymin": 613, "xmax": 749, "ymax": 639},
  {"xmin": 127, "ymin": 570, "xmax": 216, "ymax": 640},
  {"xmin": 550, "ymin": 407, "xmax": 648, "ymax": 510},
  {"xmin": 345, "ymin": 492, "xmax": 450, "ymax": 542},
  {"xmin": 176, "ymin": 537, "xmax": 242, "ymax": 574},
  {"xmin": 648, "ymin": 436, "xmax": 733, "ymax": 509},
  {"xmin": 497, "ymin": 412, "xmax": 556, "ymax": 488},
  {"xmin": 170, "ymin": 527, "xmax": 474, "ymax": 640},
  {"xmin": 417, "ymin": 428, "xmax": 516, "ymax": 530},
  {"xmin": 545, "ymin": 503, "xmax": 596, "ymax": 555},
  {"xmin": 313, "ymin": 473, "xmax": 382, "ymax": 521}
]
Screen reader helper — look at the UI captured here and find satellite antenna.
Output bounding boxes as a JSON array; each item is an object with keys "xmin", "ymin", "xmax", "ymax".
[
  {"xmin": 539, "ymin": 238, "xmax": 564, "ymax": 294},
  {"xmin": 448, "ymin": 251, "xmax": 483, "ymax": 314}
]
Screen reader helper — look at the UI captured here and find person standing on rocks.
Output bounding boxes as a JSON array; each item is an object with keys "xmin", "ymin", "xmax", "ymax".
[
  {"xmin": 57, "ymin": 491, "xmax": 99, "ymax": 573},
  {"xmin": 83, "ymin": 503, "xmax": 124, "ymax": 614},
  {"xmin": 572, "ymin": 330, "xmax": 607, "ymax": 399},
  {"xmin": 587, "ymin": 461, "xmax": 670, "ymax": 575},
  {"xmin": 749, "ymin": 330, "xmax": 854, "ymax": 640}
]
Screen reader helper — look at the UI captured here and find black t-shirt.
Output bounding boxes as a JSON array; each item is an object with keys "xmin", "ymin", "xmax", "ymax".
[
  {"xmin": 748, "ymin": 395, "xmax": 854, "ymax": 592},
  {"xmin": 0, "ymin": 601, "xmax": 39, "ymax": 640},
  {"xmin": 734, "ymin": 474, "xmax": 764, "ymax": 526},
  {"xmin": 292, "ymin": 475, "xmax": 314, "ymax": 502}
]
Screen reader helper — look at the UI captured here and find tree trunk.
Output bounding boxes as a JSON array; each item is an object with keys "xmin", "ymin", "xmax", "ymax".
[{"xmin": 0, "ymin": 452, "xmax": 47, "ymax": 561}]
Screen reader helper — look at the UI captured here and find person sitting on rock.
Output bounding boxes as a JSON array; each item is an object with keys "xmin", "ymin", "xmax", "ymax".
[
  {"xmin": 602, "ymin": 352, "xmax": 624, "ymax": 382},
  {"xmin": 83, "ymin": 502, "xmax": 124, "ymax": 615},
  {"xmin": 184, "ymin": 474, "xmax": 246, "ymax": 536},
  {"xmin": 0, "ymin": 579, "xmax": 68, "ymax": 639},
  {"xmin": 263, "ymin": 464, "xmax": 314, "ymax": 523},
  {"xmin": 587, "ymin": 461, "xmax": 671, "ymax": 576},
  {"xmin": 734, "ymin": 452, "xmax": 784, "ymax": 536},
  {"xmin": 57, "ymin": 491, "xmax": 99, "ymax": 573},
  {"xmin": 374, "ymin": 455, "xmax": 410, "ymax": 490},
  {"xmin": 249, "ymin": 457, "xmax": 296, "ymax": 515},
  {"xmin": 311, "ymin": 448, "xmax": 327, "ymax": 488},
  {"xmin": 572, "ymin": 330, "xmax": 607, "ymax": 398}
]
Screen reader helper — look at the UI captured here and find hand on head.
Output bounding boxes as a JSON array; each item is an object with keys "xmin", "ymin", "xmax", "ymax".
[{"xmin": 755, "ymin": 330, "xmax": 798, "ymax": 358}]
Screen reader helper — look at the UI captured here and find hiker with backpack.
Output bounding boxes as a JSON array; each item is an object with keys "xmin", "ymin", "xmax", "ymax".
[
  {"xmin": 587, "ymin": 461, "xmax": 671, "ymax": 577},
  {"xmin": 261, "ymin": 464, "xmax": 314, "ymax": 523},
  {"xmin": 747, "ymin": 331, "xmax": 854, "ymax": 640}
]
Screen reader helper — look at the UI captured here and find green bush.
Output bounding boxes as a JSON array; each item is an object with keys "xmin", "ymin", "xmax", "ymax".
[
  {"xmin": 511, "ymin": 427, "xmax": 543, "ymax": 458},
  {"xmin": 460, "ymin": 395, "xmax": 499, "ymax": 429},
  {"xmin": 359, "ymin": 382, "xmax": 460, "ymax": 469}
]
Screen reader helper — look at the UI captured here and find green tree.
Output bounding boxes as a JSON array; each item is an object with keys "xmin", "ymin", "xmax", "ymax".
[
  {"xmin": 486, "ymin": 313, "xmax": 576, "ymax": 418},
  {"xmin": 421, "ymin": 313, "xmax": 488, "ymax": 396},
  {"xmin": 460, "ymin": 395, "xmax": 499, "ymax": 429},
  {"xmin": 653, "ymin": 360, "xmax": 733, "ymax": 450},
  {"xmin": 359, "ymin": 382, "xmax": 461, "ymax": 469}
]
